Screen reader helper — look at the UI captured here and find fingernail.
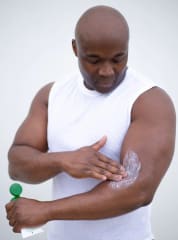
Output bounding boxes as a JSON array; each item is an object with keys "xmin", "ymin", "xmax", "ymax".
[
  {"xmin": 102, "ymin": 176, "xmax": 107, "ymax": 181},
  {"xmin": 123, "ymin": 172, "xmax": 128, "ymax": 177},
  {"xmin": 114, "ymin": 175, "xmax": 122, "ymax": 181},
  {"xmin": 120, "ymin": 166, "xmax": 125, "ymax": 171}
]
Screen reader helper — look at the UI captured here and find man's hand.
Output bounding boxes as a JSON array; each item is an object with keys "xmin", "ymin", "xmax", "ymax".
[
  {"xmin": 62, "ymin": 136, "xmax": 127, "ymax": 181},
  {"xmin": 6, "ymin": 198, "xmax": 49, "ymax": 233}
]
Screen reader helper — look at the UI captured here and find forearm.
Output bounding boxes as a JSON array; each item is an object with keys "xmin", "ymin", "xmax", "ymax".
[
  {"xmin": 46, "ymin": 150, "xmax": 147, "ymax": 220},
  {"xmin": 8, "ymin": 145, "xmax": 70, "ymax": 184},
  {"xmin": 8, "ymin": 141, "xmax": 126, "ymax": 184},
  {"xmin": 47, "ymin": 180, "xmax": 147, "ymax": 221}
]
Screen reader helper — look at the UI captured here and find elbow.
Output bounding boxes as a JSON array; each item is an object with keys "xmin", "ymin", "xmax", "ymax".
[
  {"xmin": 8, "ymin": 148, "xmax": 26, "ymax": 182},
  {"xmin": 8, "ymin": 164, "xmax": 42, "ymax": 184},
  {"xmin": 8, "ymin": 146, "xmax": 43, "ymax": 184},
  {"xmin": 141, "ymin": 191, "xmax": 154, "ymax": 207},
  {"xmin": 137, "ymin": 181, "xmax": 155, "ymax": 207},
  {"xmin": 8, "ymin": 164, "xmax": 19, "ymax": 181},
  {"xmin": 8, "ymin": 148, "xmax": 18, "ymax": 180},
  {"xmin": 8, "ymin": 157, "xmax": 21, "ymax": 181},
  {"xmin": 8, "ymin": 151, "xmax": 15, "ymax": 179}
]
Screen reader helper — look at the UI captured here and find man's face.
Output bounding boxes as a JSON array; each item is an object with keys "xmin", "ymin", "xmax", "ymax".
[{"xmin": 73, "ymin": 36, "xmax": 128, "ymax": 93}]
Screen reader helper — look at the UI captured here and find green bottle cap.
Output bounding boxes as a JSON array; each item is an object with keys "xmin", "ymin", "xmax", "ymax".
[{"xmin": 9, "ymin": 183, "xmax": 23, "ymax": 200}]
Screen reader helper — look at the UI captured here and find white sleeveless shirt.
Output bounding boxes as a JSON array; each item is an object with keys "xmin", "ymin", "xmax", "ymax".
[{"xmin": 47, "ymin": 68, "xmax": 155, "ymax": 240}]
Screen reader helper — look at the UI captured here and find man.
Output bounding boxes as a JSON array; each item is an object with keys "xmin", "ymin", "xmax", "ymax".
[{"xmin": 6, "ymin": 5, "xmax": 176, "ymax": 240}]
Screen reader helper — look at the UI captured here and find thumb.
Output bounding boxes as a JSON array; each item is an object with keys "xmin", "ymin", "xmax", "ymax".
[{"xmin": 91, "ymin": 136, "xmax": 107, "ymax": 151}]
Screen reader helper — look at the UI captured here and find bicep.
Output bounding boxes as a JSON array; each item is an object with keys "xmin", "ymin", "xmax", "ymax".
[
  {"xmin": 11, "ymin": 83, "xmax": 53, "ymax": 152},
  {"xmin": 120, "ymin": 87, "xmax": 176, "ymax": 198},
  {"xmin": 80, "ymin": 88, "xmax": 176, "ymax": 217}
]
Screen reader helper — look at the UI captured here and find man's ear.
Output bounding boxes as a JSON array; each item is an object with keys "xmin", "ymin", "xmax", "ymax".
[{"xmin": 72, "ymin": 39, "xmax": 78, "ymax": 57}]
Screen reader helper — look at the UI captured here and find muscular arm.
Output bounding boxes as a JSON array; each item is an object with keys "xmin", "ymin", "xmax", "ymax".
[
  {"xmin": 8, "ymin": 83, "xmax": 124, "ymax": 184},
  {"xmin": 6, "ymin": 87, "xmax": 176, "ymax": 231},
  {"xmin": 45, "ymin": 87, "xmax": 176, "ymax": 220},
  {"xmin": 8, "ymin": 83, "xmax": 62, "ymax": 183}
]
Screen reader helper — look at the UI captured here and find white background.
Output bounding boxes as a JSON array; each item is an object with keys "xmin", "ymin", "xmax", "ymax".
[{"xmin": 0, "ymin": 0, "xmax": 177, "ymax": 239}]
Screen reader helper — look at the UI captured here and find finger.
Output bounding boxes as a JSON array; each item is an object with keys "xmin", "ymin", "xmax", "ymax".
[
  {"xmin": 5, "ymin": 201, "xmax": 14, "ymax": 212},
  {"xmin": 9, "ymin": 218, "xmax": 16, "ymax": 227},
  {"xmin": 107, "ymin": 174, "xmax": 123, "ymax": 181},
  {"xmin": 97, "ymin": 153, "xmax": 127, "ymax": 176},
  {"xmin": 119, "ymin": 165, "xmax": 128, "ymax": 177},
  {"xmin": 13, "ymin": 223, "xmax": 21, "ymax": 233},
  {"xmin": 88, "ymin": 167, "xmax": 118, "ymax": 181},
  {"xmin": 6, "ymin": 205, "xmax": 15, "ymax": 222},
  {"xmin": 6, "ymin": 209, "xmax": 14, "ymax": 220},
  {"xmin": 89, "ymin": 171, "xmax": 107, "ymax": 181},
  {"xmin": 91, "ymin": 136, "xmax": 107, "ymax": 151},
  {"xmin": 94, "ymin": 160, "xmax": 120, "ymax": 174},
  {"xmin": 97, "ymin": 168, "xmax": 124, "ymax": 181},
  {"xmin": 87, "ymin": 168, "xmax": 124, "ymax": 181},
  {"xmin": 97, "ymin": 153, "xmax": 120, "ymax": 167},
  {"xmin": 92, "ymin": 158, "xmax": 126, "ymax": 179},
  {"xmin": 85, "ymin": 168, "xmax": 108, "ymax": 180}
]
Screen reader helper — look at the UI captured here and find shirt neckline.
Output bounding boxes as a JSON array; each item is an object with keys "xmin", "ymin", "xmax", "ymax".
[{"xmin": 76, "ymin": 68, "xmax": 130, "ymax": 97}]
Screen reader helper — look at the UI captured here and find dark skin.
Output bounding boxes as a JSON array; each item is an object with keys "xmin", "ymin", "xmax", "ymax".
[
  {"xmin": 6, "ymin": 6, "xmax": 176, "ymax": 233},
  {"xmin": 73, "ymin": 5, "xmax": 129, "ymax": 93}
]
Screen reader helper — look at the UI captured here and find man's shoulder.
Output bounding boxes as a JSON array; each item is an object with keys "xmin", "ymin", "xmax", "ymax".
[
  {"xmin": 132, "ymin": 86, "xmax": 176, "ymax": 122},
  {"xmin": 32, "ymin": 82, "xmax": 54, "ymax": 108},
  {"xmin": 135, "ymin": 86, "xmax": 174, "ymax": 107}
]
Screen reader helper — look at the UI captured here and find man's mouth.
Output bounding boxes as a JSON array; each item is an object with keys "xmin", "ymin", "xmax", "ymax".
[
  {"xmin": 96, "ymin": 79, "xmax": 115, "ymax": 87},
  {"xmin": 94, "ymin": 79, "xmax": 115, "ymax": 93}
]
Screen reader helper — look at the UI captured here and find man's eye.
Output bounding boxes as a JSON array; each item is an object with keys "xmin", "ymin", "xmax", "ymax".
[
  {"xmin": 112, "ymin": 57, "xmax": 123, "ymax": 63},
  {"xmin": 88, "ymin": 59, "xmax": 99, "ymax": 64},
  {"xmin": 87, "ymin": 58, "xmax": 100, "ymax": 64},
  {"xmin": 112, "ymin": 54, "xmax": 126, "ymax": 63}
]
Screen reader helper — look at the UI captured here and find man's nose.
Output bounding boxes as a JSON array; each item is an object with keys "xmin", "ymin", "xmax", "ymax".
[{"xmin": 98, "ymin": 62, "xmax": 114, "ymax": 77}]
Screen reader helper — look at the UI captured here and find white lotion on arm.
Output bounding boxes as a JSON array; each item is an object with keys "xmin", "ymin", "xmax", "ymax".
[{"xmin": 110, "ymin": 150, "xmax": 141, "ymax": 189}]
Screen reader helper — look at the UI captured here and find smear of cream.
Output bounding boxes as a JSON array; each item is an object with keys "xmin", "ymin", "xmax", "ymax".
[{"xmin": 110, "ymin": 150, "xmax": 141, "ymax": 189}]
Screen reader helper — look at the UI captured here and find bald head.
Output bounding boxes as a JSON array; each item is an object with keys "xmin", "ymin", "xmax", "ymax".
[
  {"xmin": 75, "ymin": 5, "xmax": 129, "ymax": 46},
  {"xmin": 72, "ymin": 6, "xmax": 129, "ymax": 93}
]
